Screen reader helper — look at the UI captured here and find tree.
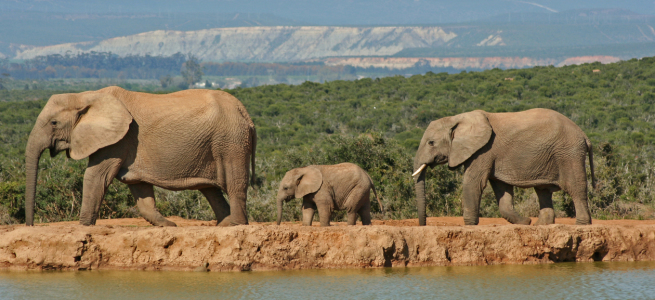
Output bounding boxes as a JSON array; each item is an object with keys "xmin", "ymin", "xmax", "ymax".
[
  {"xmin": 180, "ymin": 54, "xmax": 203, "ymax": 88},
  {"xmin": 159, "ymin": 74, "xmax": 173, "ymax": 88},
  {"xmin": 0, "ymin": 73, "xmax": 9, "ymax": 90}
]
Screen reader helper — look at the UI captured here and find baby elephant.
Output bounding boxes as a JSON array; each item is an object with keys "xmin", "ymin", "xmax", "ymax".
[{"xmin": 276, "ymin": 163, "xmax": 384, "ymax": 226}]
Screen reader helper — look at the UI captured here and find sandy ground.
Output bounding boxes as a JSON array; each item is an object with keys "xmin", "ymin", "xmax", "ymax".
[{"xmin": 35, "ymin": 216, "xmax": 655, "ymax": 227}]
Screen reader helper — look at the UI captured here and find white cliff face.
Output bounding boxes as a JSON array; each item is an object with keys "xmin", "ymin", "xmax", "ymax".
[{"xmin": 14, "ymin": 26, "xmax": 458, "ymax": 61}]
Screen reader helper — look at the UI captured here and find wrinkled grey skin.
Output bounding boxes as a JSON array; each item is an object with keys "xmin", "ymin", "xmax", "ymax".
[
  {"xmin": 25, "ymin": 86, "xmax": 256, "ymax": 227},
  {"xmin": 413, "ymin": 108, "xmax": 595, "ymax": 226},
  {"xmin": 276, "ymin": 163, "xmax": 385, "ymax": 226}
]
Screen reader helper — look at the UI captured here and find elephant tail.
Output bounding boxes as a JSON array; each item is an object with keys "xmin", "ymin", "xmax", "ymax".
[
  {"xmin": 367, "ymin": 175, "xmax": 386, "ymax": 217},
  {"xmin": 250, "ymin": 125, "xmax": 257, "ymax": 186},
  {"xmin": 586, "ymin": 137, "xmax": 596, "ymax": 189}
]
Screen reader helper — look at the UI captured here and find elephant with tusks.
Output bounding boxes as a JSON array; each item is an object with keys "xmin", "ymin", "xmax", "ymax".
[{"xmin": 412, "ymin": 108, "xmax": 595, "ymax": 226}]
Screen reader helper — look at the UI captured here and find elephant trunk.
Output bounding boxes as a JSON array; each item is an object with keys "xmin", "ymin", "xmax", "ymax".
[
  {"xmin": 276, "ymin": 196, "xmax": 284, "ymax": 225},
  {"xmin": 413, "ymin": 157, "xmax": 428, "ymax": 226},
  {"xmin": 25, "ymin": 127, "xmax": 48, "ymax": 226},
  {"xmin": 414, "ymin": 169, "xmax": 427, "ymax": 226}
]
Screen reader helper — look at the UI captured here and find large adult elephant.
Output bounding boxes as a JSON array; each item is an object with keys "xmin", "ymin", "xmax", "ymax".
[
  {"xmin": 412, "ymin": 108, "xmax": 595, "ymax": 226},
  {"xmin": 25, "ymin": 86, "xmax": 256, "ymax": 226}
]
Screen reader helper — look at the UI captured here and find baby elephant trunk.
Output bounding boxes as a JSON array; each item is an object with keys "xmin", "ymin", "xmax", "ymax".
[{"xmin": 276, "ymin": 197, "xmax": 284, "ymax": 225}]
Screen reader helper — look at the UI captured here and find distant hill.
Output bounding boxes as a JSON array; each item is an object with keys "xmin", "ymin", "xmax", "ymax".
[
  {"xmin": 13, "ymin": 26, "xmax": 458, "ymax": 62},
  {"xmin": 12, "ymin": 19, "xmax": 655, "ymax": 64},
  {"xmin": 5, "ymin": 8, "xmax": 655, "ymax": 67},
  {"xmin": 0, "ymin": 11, "xmax": 300, "ymax": 56}
]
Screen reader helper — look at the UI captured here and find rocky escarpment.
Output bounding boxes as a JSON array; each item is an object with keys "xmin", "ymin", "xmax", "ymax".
[
  {"xmin": 14, "ymin": 26, "xmax": 457, "ymax": 62},
  {"xmin": 1, "ymin": 222, "xmax": 653, "ymax": 272}
]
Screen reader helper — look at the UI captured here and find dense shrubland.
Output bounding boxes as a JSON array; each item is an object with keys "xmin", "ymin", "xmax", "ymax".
[{"xmin": 2, "ymin": 57, "xmax": 655, "ymax": 224}]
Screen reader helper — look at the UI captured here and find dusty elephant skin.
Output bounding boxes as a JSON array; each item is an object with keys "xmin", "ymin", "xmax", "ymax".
[
  {"xmin": 276, "ymin": 163, "xmax": 385, "ymax": 226},
  {"xmin": 25, "ymin": 86, "xmax": 256, "ymax": 227},
  {"xmin": 1, "ymin": 224, "xmax": 654, "ymax": 271},
  {"xmin": 413, "ymin": 108, "xmax": 595, "ymax": 226}
]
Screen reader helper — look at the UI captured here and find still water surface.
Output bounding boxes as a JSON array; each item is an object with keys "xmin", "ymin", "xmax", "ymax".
[{"xmin": 1, "ymin": 262, "xmax": 654, "ymax": 299}]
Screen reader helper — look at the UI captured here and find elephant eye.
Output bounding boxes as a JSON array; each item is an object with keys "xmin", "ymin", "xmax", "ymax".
[
  {"xmin": 428, "ymin": 141, "xmax": 434, "ymax": 146},
  {"xmin": 50, "ymin": 120, "xmax": 57, "ymax": 126}
]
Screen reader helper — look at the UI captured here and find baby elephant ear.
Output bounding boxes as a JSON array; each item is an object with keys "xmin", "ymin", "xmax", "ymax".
[
  {"xmin": 69, "ymin": 93, "xmax": 132, "ymax": 160},
  {"xmin": 448, "ymin": 110, "xmax": 493, "ymax": 168},
  {"xmin": 295, "ymin": 166, "xmax": 323, "ymax": 198}
]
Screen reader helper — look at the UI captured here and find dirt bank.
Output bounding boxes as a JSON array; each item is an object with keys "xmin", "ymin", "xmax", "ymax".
[{"xmin": 1, "ymin": 217, "xmax": 654, "ymax": 272}]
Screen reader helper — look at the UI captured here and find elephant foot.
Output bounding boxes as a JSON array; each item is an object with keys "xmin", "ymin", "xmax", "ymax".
[
  {"xmin": 160, "ymin": 219, "xmax": 178, "ymax": 227},
  {"xmin": 79, "ymin": 220, "xmax": 96, "ymax": 226},
  {"xmin": 502, "ymin": 214, "xmax": 532, "ymax": 225},
  {"xmin": 79, "ymin": 213, "xmax": 98, "ymax": 226},
  {"xmin": 575, "ymin": 218, "xmax": 592, "ymax": 225},
  {"xmin": 463, "ymin": 218, "xmax": 479, "ymax": 225},
  {"xmin": 515, "ymin": 217, "xmax": 532, "ymax": 225},
  {"xmin": 215, "ymin": 216, "xmax": 248, "ymax": 226},
  {"xmin": 534, "ymin": 208, "xmax": 555, "ymax": 226},
  {"xmin": 216, "ymin": 216, "xmax": 232, "ymax": 227}
]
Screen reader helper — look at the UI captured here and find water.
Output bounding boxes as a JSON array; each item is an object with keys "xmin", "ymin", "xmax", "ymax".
[{"xmin": 1, "ymin": 262, "xmax": 654, "ymax": 300}]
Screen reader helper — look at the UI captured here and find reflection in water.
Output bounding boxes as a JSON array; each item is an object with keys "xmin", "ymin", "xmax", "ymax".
[{"xmin": 1, "ymin": 262, "xmax": 654, "ymax": 299}]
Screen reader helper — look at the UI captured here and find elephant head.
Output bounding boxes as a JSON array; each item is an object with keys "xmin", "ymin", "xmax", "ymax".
[
  {"xmin": 276, "ymin": 166, "xmax": 322, "ymax": 225},
  {"xmin": 25, "ymin": 92, "xmax": 132, "ymax": 225},
  {"xmin": 412, "ymin": 110, "xmax": 492, "ymax": 226}
]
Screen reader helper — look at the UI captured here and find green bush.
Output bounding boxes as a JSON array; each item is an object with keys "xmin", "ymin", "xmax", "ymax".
[{"xmin": 4, "ymin": 57, "xmax": 655, "ymax": 223}]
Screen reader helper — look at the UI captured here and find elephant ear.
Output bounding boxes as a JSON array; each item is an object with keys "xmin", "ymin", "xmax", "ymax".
[
  {"xmin": 448, "ymin": 110, "xmax": 493, "ymax": 168},
  {"xmin": 69, "ymin": 93, "xmax": 132, "ymax": 160},
  {"xmin": 295, "ymin": 166, "xmax": 323, "ymax": 198}
]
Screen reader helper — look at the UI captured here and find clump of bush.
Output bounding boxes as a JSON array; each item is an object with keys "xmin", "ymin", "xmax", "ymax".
[{"xmin": 4, "ymin": 57, "xmax": 655, "ymax": 223}]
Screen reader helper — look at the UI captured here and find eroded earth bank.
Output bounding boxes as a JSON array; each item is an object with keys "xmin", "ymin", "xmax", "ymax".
[{"xmin": 1, "ymin": 217, "xmax": 654, "ymax": 272}]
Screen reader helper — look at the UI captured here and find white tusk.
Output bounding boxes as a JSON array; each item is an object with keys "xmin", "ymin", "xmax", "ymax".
[{"xmin": 412, "ymin": 164, "xmax": 427, "ymax": 177}]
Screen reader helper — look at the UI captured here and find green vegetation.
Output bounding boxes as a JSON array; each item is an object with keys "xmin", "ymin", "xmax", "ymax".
[
  {"xmin": 2, "ymin": 57, "xmax": 655, "ymax": 224},
  {"xmin": 180, "ymin": 55, "xmax": 204, "ymax": 88}
]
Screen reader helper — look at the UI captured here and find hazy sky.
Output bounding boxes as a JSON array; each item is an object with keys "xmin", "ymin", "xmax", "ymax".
[{"xmin": 3, "ymin": 0, "xmax": 655, "ymax": 25}]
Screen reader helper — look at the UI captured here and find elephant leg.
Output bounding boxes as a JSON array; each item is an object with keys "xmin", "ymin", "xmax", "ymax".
[
  {"xmin": 318, "ymin": 205, "xmax": 332, "ymax": 227},
  {"xmin": 461, "ymin": 168, "xmax": 490, "ymax": 226},
  {"xmin": 489, "ymin": 180, "xmax": 531, "ymax": 225},
  {"xmin": 225, "ymin": 184, "xmax": 249, "ymax": 226},
  {"xmin": 312, "ymin": 196, "xmax": 332, "ymax": 227},
  {"xmin": 345, "ymin": 192, "xmax": 367, "ymax": 225},
  {"xmin": 129, "ymin": 183, "xmax": 177, "ymax": 227},
  {"xmin": 565, "ymin": 184, "xmax": 592, "ymax": 225},
  {"xmin": 534, "ymin": 187, "xmax": 555, "ymax": 225},
  {"xmin": 79, "ymin": 158, "xmax": 122, "ymax": 225},
  {"xmin": 302, "ymin": 199, "xmax": 317, "ymax": 226},
  {"xmin": 200, "ymin": 188, "xmax": 231, "ymax": 226},
  {"xmin": 215, "ymin": 132, "xmax": 252, "ymax": 226},
  {"xmin": 221, "ymin": 150, "xmax": 250, "ymax": 226},
  {"xmin": 346, "ymin": 211, "xmax": 358, "ymax": 225},
  {"xmin": 357, "ymin": 201, "xmax": 372, "ymax": 225}
]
